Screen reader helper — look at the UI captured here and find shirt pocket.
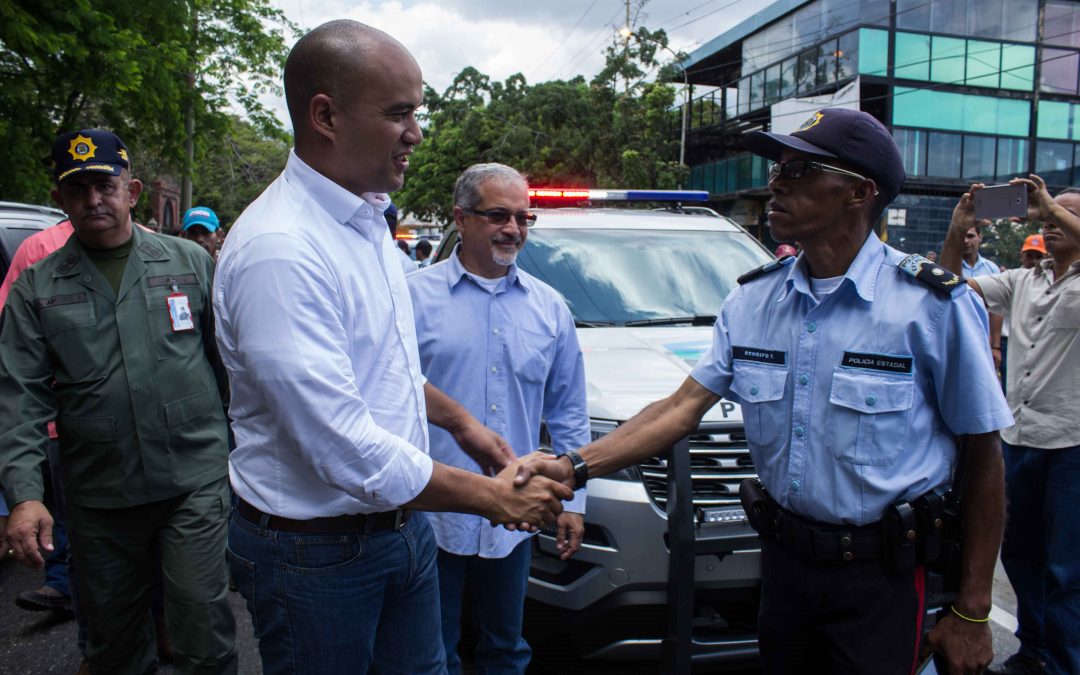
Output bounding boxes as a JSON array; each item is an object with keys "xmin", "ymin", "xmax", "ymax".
[
  {"xmin": 510, "ymin": 325, "xmax": 555, "ymax": 386},
  {"xmin": 730, "ymin": 362, "xmax": 789, "ymax": 453},
  {"xmin": 144, "ymin": 282, "xmax": 205, "ymax": 361},
  {"xmin": 1047, "ymin": 290, "xmax": 1080, "ymax": 330},
  {"xmin": 38, "ymin": 298, "xmax": 107, "ymax": 382},
  {"xmin": 826, "ymin": 368, "xmax": 914, "ymax": 466}
]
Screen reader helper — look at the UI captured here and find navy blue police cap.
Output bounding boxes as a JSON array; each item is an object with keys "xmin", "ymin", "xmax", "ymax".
[
  {"xmin": 51, "ymin": 129, "xmax": 130, "ymax": 183},
  {"xmin": 745, "ymin": 108, "xmax": 905, "ymax": 203}
]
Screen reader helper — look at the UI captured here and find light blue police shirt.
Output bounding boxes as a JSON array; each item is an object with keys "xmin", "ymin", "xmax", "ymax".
[
  {"xmin": 691, "ymin": 235, "xmax": 1013, "ymax": 526},
  {"xmin": 408, "ymin": 247, "xmax": 589, "ymax": 558}
]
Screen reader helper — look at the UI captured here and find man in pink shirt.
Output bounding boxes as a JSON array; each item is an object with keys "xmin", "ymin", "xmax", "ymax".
[
  {"xmin": 0, "ymin": 219, "xmax": 75, "ymax": 615},
  {"xmin": 0, "ymin": 219, "xmax": 73, "ymax": 308}
]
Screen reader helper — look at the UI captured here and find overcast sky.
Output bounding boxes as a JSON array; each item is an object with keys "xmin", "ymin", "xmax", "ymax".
[{"xmin": 263, "ymin": 0, "xmax": 775, "ymax": 125}]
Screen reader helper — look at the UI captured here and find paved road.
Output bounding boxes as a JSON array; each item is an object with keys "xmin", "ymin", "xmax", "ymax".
[{"xmin": 0, "ymin": 553, "xmax": 1021, "ymax": 674}]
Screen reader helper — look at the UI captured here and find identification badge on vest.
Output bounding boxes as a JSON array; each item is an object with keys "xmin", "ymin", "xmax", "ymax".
[{"xmin": 167, "ymin": 292, "xmax": 195, "ymax": 332}]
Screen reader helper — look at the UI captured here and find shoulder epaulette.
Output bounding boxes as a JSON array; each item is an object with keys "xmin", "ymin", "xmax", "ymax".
[
  {"xmin": 896, "ymin": 254, "xmax": 964, "ymax": 296},
  {"xmin": 737, "ymin": 255, "xmax": 795, "ymax": 285}
]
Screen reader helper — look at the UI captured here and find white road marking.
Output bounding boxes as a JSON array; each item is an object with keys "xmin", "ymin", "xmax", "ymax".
[{"xmin": 991, "ymin": 604, "xmax": 1018, "ymax": 632}]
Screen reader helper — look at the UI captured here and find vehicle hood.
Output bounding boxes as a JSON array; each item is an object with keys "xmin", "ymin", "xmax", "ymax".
[{"xmin": 577, "ymin": 326, "xmax": 743, "ymax": 425}]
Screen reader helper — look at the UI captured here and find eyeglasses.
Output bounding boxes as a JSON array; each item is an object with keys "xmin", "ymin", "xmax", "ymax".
[
  {"xmin": 463, "ymin": 207, "xmax": 537, "ymax": 228},
  {"xmin": 768, "ymin": 160, "xmax": 878, "ymax": 195}
]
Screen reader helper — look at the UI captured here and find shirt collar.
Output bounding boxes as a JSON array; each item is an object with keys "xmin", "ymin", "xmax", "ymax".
[
  {"xmin": 283, "ymin": 150, "xmax": 390, "ymax": 239},
  {"xmin": 446, "ymin": 243, "xmax": 529, "ymax": 294},
  {"xmin": 781, "ymin": 234, "xmax": 882, "ymax": 302}
]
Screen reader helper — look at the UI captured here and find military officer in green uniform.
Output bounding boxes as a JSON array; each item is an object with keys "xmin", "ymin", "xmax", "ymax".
[{"xmin": 0, "ymin": 129, "xmax": 236, "ymax": 674}]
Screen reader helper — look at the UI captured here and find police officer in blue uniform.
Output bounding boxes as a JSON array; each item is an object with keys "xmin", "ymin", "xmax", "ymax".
[{"xmin": 515, "ymin": 108, "xmax": 1014, "ymax": 674}]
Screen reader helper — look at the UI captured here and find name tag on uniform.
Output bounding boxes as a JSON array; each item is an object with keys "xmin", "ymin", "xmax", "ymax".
[
  {"xmin": 841, "ymin": 351, "xmax": 913, "ymax": 374},
  {"xmin": 167, "ymin": 293, "xmax": 195, "ymax": 332},
  {"xmin": 732, "ymin": 346, "xmax": 786, "ymax": 365}
]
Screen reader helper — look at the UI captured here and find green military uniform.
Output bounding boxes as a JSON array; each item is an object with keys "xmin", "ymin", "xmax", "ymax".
[{"xmin": 0, "ymin": 224, "xmax": 236, "ymax": 674}]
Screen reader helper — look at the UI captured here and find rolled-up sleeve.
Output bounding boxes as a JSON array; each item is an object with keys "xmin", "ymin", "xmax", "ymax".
[{"xmin": 544, "ymin": 304, "xmax": 590, "ymax": 513}]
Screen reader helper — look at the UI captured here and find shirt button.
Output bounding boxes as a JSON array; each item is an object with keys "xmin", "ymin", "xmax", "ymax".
[
  {"xmin": 865, "ymin": 394, "xmax": 877, "ymax": 406},
  {"xmin": 794, "ymin": 426, "xmax": 805, "ymax": 437},
  {"xmin": 806, "ymin": 321, "xmax": 817, "ymax": 333},
  {"xmin": 132, "ymin": 384, "xmax": 140, "ymax": 391},
  {"xmin": 493, "ymin": 328, "xmax": 500, "ymax": 335},
  {"xmin": 749, "ymin": 384, "xmax": 759, "ymax": 395},
  {"xmin": 798, "ymin": 374, "xmax": 809, "ymax": 385},
  {"xmin": 490, "ymin": 404, "xmax": 497, "ymax": 412},
  {"xmin": 790, "ymin": 479, "xmax": 801, "ymax": 492},
  {"xmin": 491, "ymin": 366, "xmax": 498, "ymax": 373},
  {"xmin": 83, "ymin": 275, "xmax": 93, "ymax": 282}
]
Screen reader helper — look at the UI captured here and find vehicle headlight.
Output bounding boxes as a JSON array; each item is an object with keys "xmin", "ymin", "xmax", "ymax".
[{"xmin": 589, "ymin": 419, "xmax": 640, "ymax": 482}]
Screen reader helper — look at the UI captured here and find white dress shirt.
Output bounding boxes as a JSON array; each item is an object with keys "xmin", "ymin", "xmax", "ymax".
[{"xmin": 214, "ymin": 151, "xmax": 432, "ymax": 518}]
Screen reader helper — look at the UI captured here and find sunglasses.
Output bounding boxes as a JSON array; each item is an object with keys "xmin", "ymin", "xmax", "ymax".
[
  {"xmin": 463, "ymin": 207, "xmax": 537, "ymax": 228},
  {"xmin": 769, "ymin": 160, "xmax": 878, "ymax": 195}
]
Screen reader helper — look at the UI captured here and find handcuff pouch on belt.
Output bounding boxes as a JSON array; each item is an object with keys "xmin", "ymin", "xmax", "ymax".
[
  {"xmin": 926, "ymin": 489, "xmax": 963, "ymax": 592},
  {"xmin": 884, "ymin": 501, "xmax": 918, "ymax": 575}
]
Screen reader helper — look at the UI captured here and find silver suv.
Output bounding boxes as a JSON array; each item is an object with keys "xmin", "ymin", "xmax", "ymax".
[{"xmin": 433, "ymin": 201, "xmax": 774, "ymax": 666}]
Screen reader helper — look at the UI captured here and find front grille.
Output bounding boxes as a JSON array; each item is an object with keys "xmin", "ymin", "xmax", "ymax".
[{"xmin": 639, "ymin": 427, "xmax": 756, "ymax": 508}]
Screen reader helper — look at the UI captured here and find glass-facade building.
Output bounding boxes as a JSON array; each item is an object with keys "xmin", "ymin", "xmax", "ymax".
[{"xmin": 679, "ymin": 0, "xmax": 1080, "ymax": 254}]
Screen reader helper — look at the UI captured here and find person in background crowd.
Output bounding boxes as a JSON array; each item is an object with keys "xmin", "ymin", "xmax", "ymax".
[
  {"xmin": 1021, "ymin": 233, "xmax": 1046, "ymax": 269},
  {"xmin": 0, "ymin": 218, "xmax": 76, "ymax": 617},
  {"xmin": 515, "ymin": 108, "xmax": 1012, "ymax": 675},
  {"xmin": 415, "ymin": 238, "xmax": 433, "ymax": 267},
  {"xmin": 942, "ymin": 177, "xmax": 1080, "ymax": 675},
  {"xmin": 409, "ymin": 163, "xmax": 589, "ymax": 674},
  {"xmin": 385, "ymin": 203, "xmax": 417, "ymax": 276},
  {"xmin": 0, "ymin": 128, "xmax": 236, "ymax": 674},
  {"xmin": 214, "ymin": 21, "xmax": 572, "ymax": 674},
  {"xmin": 961, "ymin": 222, "xmax": 1007, "ymax": 373},
  {"xmin": 774, "ymin": 243, "xmax": 798, "ymax": 258},
  {"xmin": 926, "ymin": 250, "xmax": 938, "ymax": 262},
  {"xmin": 179, "ymin": 206, "xmax": 223, "ymax": 260}
]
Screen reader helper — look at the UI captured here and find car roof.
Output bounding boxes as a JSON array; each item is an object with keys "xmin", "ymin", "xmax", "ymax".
[
  {"xmin": 0, "ymin": 201, "xmax": 67, "ymax": 226},
  {"xmin": 529, "ymin": 208, "xmax": 745, "ymax": 232}
]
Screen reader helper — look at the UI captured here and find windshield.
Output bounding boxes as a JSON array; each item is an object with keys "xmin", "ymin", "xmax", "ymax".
[{"xmin": 517, "ymin": 228, "xmax": 772, "ymax": 325}]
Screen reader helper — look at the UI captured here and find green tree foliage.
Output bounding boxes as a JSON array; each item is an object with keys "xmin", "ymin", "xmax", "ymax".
[
  {"xmin": 189, "ymin": 115, "xmax": 289, "ymax": 227},
  {"xmin": 0, "ymin": 0, "xmax": 293, "ymax": 204},
  {"xmin": 396, "ymin": 27, "xmax": 687, "ymax": 224},
  {"xmin": 983, "ymin": 218, "xmax": 1041, "ymax": 270}
]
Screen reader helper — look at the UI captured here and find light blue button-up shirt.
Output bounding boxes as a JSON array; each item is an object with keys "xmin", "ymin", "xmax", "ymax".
[
  {"xmin": 691, "ymin": 235, "xmax": 1013, "ymax": 526},
  {"xmin": 215, "ymin": 151, "xmax": 432, "ymax": 519},
  {"xmin": 963, "ymin": 254, "xmax": 999, "ymax": 278},
  {"xmin": 409, "ymin": 247, "xmax": 588, "ymax": 558}
]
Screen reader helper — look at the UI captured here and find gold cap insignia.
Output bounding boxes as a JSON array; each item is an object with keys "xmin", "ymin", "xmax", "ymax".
[
  {"xmin": 68, "ymin": 134, "xmax": 97, "ymax": 162},
  {"xmin": 796, "ymin": 112, "xmax": 824, "ymax": 133}
]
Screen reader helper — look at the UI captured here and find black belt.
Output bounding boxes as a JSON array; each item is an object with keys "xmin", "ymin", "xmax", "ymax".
[
  {"xmin": 773, "ymin": 506, "xmax": 883, "ymax": 563},
  {"xmin": 236, "ymin": 498, "xmax": 409, "ymax": 534}
]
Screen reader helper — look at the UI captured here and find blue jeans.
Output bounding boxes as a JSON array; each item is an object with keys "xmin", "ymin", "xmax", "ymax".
[
  {"xmin": 437, "ymin": 540, "xmax": 532, "ymax": 675},
  {"xmin": 1000, "ymin": 442, "xmax": 1080, "ymax": 675},
  {"xmin": 228, "ymin": 508, "xmax": 446, "ymax": 675}
]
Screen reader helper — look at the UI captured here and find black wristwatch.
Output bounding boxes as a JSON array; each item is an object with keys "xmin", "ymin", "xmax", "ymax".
[{"xmin": 562, "ymin": 450, "xmax": 589, "ymax": 490}]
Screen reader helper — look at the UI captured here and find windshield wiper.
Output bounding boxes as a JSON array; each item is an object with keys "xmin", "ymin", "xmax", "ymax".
[
  {"xmin": 575, "ymin": 319, "xmax": 617, "ymax": 327},
  {"xmin": 624, "ymin": 315, "xmax": 717, "ymax": 327}
]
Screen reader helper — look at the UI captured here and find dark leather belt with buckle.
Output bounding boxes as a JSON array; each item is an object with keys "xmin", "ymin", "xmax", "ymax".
[
  {"xmin": 774, "ymin": 508, "xmax": 883, "ymax": 562},
  {"xmin": 236, "ymin": 498, "xmax": 409, "ymax": 534}
]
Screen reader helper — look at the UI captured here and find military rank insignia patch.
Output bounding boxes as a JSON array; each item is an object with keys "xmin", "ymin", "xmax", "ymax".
[{"xmin": 897, "ymin": 254, "xmax": 963, "ymax": 295}]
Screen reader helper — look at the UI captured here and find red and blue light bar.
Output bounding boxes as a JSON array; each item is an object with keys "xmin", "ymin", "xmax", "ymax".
[{"xmin": 528, "ymin": 188, "xmax": 709, "ymax": 202}]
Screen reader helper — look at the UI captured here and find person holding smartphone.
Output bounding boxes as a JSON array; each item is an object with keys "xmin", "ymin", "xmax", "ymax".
[{"xmin": 941, "ymin": 176, "xmax": 1080, "ymax": 675}]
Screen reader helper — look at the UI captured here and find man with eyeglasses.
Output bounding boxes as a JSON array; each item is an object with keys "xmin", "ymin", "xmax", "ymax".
[
  {"xmin": 514, "ymin": 108, "xmax": 1013, "ymax": 675},
  {"xmin": 941, "ymin": 178, "xmax": 1080, "ymax": 675},
  {"xmin": 407, "ymin": 163, "xmax": 587, "ymax": 674},
  {"xmin": 214, "ymin": 23, "xmax": 572, "ymax": 674}
]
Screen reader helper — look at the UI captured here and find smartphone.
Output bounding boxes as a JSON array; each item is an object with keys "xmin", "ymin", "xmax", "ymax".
[{"xmin": 974, "ymin": 183, "xmax": 1028, "ymax": 220}]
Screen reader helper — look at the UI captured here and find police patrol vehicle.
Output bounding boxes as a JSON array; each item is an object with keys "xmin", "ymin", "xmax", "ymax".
[{"xmin": 433, "ymin": 189, "xmax": 774, "ymax": 665}]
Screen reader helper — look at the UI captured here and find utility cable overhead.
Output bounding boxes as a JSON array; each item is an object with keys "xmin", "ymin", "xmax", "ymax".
[{"xmin": 531, "ymin": 0, "xmax": 602, "ymax": 78}]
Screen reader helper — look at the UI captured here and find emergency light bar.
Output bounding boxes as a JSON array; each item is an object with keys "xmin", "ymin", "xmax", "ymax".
[{"xmin": 528, "ymin": 188, "xmax": 709, "ymax": 202}]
